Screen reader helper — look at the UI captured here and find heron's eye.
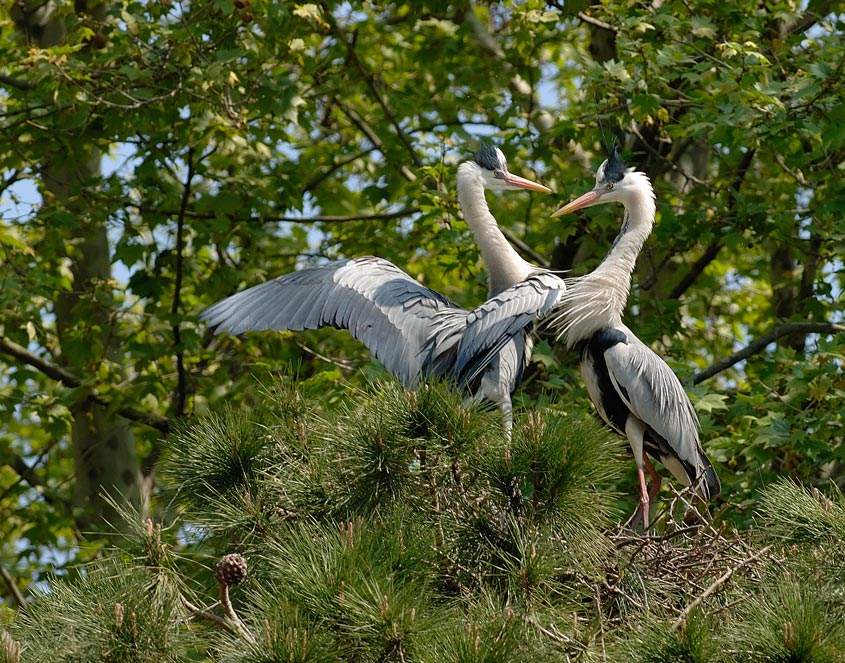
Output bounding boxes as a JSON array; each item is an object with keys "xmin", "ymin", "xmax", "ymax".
[
  {"xmin": 493, "ymin": 169, "xmax": 505, "ymax": 179},
  {"xmin": 604, "ymin": 182, "xmax": 614, "ymax": 191}
]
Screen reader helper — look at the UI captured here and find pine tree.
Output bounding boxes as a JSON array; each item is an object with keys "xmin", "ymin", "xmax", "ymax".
[{"xmin": 4, "ymin": 381, "xmax": 845, "ymax": 661}]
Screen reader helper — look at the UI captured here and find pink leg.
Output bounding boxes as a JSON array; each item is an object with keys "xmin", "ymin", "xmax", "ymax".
[
  {"xmin": 644, "ymin": 455, "xmax": 662, "ymax": 503},
  {"xmin": 623, "ymin": 417, "xmax": 653, "ymax": 532},
  {"xmin": 637, "ymin": 465, "xmax": 650, "ymax": 529}
]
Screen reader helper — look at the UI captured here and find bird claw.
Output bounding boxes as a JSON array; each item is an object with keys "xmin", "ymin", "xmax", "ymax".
[{"xmin": 624, "ymin": 502, "xmax": 650, "ymax": 533}]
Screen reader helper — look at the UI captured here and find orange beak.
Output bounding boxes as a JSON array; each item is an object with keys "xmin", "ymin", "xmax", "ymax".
[
  {"xmin": 550, "ymin": 188, "xmax": 604, "ymax": 217},
  {"xmin": 501, "ymin": 172, "xmax": 552, "ymax": 194}
]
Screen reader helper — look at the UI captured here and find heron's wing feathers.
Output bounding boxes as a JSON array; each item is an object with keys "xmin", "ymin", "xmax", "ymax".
[
  {"xmin": 602, "ymin": 331, "xmax": 701, "ymax": 468},
  {"xmin": 453, "ymin": 272, "xmax": 565, "ymax": 387},
  {"xmin": 201, "ymin": 256, "xmax": 458, "ymax": 386}
]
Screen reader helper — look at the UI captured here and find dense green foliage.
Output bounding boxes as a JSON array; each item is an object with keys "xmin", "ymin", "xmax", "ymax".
[
  {"xmin": 4, "ymin": 382, "xmax": 845, "ymax": 661},
  {"xmin": 1, "ymin": 0, "xmax": 845, "ymax": 656}
]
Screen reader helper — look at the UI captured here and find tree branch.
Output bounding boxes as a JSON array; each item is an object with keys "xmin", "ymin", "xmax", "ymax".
[
  {"xmin": 2, "ymin": 438, "xmax": 72, "ymax": 513},
  {"xmin": 133, "ymin": 204, "xmax": 421, "ymax": 224},
  {"xmin": 669, "ymin": 148, "xmax": 756, "ymax": 300},
  {"xmin": 0, "ymin": 565, "xmax": 28, "ymax": 611},
  {"xmin": 0, "ymin": 336, "xmax": 171, "ymax": 432},
  {"xmin": 672, "ymin": 545, "xmax": 772, "ymax": 629},
  {"xmin": 303, "ymin": 147, "xmax": 376, "ymax": 193},
  {"xmin": 0, "ymin": 169, "xmax": 21, "ymax": 197},
  {"xmin": 501, "ymin": 227, "xmax": 549, "ymax": 269},
  {"xmin": 335, "ymin": 101, "xmax": 418, "ymax": 182},
  {"xmin": 218, "ymin": 582, "xmax": 255, "ymax": 642},
  {"xmin": 5, "ymin": 449, "xmax": 47, "ymax": 491},
  {"xmin": 693, "ymin": 322, "xmax": 845, "ymax": 384},
  {"xmin": 180, "ymin": 596, "xmax": 238, "ymax": 634},
  {"xmin": 171, "ymin": 148, "xmax": 195, "ymax": 418},
  {"xmin": 0, "ymin": 74, "xmax": 36, "ymax": 91},
  {"xmin": 576, "ymin": 11, "xmax": 617, "ymax": 32},
  {"xmin": 782, "ymin": 0, "xmax": 837, "ymax": 37},
  {"xmin": 322, "ymin": 2, "xmax": 421, "ymax": 169},
  {"xmin": 667, "ymin": 238, "xmax": 721, "ymax": 300}
]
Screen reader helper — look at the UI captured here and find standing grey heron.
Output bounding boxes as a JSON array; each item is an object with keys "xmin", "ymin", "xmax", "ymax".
[
  {"xmin": 550, "ymin": 146, "xmax": 720, "ymax": 527},
  {"xmin": 201, "ymin": 146, "xmax": 565, "ymax": 432}
]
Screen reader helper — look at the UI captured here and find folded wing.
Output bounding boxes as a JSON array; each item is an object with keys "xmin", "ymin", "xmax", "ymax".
[
  {"xmin": 453, "ymin": 272, "xmax": 565, "ymax": 388},
  {"xmin": 602, "ymin": 328, "xmax": 720, "ymax": 498}
]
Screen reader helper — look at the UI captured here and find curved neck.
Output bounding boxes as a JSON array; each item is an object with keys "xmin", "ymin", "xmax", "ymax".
[
  {"xmin": 592, "ymin": 196, "xmax": 654, "ymax": 295},
  {"xmin": 559, "ymin": 187, "xmax": 656, "ymax": 346},
  {"xmin": 457, "ymin": 162, "xmax": 532, "ymax": 296}
]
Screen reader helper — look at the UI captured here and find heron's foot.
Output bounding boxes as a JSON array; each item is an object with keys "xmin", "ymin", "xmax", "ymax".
[{"xmin": 624, "ymin": 501, "xmax": 651, "ymax": 533}]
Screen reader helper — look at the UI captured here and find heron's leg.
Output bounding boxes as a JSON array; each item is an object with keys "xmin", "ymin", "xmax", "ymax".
[
  {"xmin": 500, "ymin": 399, "xmax": 513, "ymax": 447},
  {"xmin": 625, "ymin": 417, "xmax": 651, "ymax": 530},
  {"xmin": 644, "ymin": 455, "xmax": 661, "ymax": 503}
]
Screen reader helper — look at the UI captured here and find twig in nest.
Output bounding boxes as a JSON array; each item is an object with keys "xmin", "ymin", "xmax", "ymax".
[{"xmin": 672, "ymin": 544, "xmax": 773, "ymax": 629}]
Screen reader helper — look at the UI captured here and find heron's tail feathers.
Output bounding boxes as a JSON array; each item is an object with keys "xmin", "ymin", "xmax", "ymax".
[{"xmin": 697, "ymin": 455, "xmax": 721, "ymax": 501}]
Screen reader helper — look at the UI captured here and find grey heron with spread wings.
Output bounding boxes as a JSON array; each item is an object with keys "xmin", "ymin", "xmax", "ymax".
[
  {"xmin": 202, "ymin": 145, "xmax": 564, "ymax": 432},
  {"xmin": 551, "ymin": 146, "xmax": 720, "ymax": 528}
]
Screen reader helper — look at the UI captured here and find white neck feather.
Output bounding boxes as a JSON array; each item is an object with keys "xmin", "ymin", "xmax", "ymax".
[
  {"xmin": 557, "ymin": 176, "xmax": 656, "ymax": 347},
  {"xmin": 457, "ymin": 162, "xmax": 533, "ymax": 297}
]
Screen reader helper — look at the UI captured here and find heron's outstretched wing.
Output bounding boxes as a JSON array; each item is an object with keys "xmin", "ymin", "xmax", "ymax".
[
  {"xmin": 601, "ymin": 327, "xmax": 702, "ymax": 470},
  {"xmin": 452, "ymin": 272, "xmax": 565, "ymax": 388},
  {"xmin": 201, "ymin": 256, "xmax": 458, "ymax": 387}
]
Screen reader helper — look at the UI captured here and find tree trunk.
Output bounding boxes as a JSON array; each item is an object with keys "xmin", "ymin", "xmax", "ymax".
[{"xmin": 11, "ymin": 0, "xmax": 141, "ymax": 531}]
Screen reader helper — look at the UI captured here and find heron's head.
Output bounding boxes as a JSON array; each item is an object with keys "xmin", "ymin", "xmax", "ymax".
[
  {"xmin": 467, "ymin": 143, "xmax": 551, "ymax": 193},
  {"xmin": 551, "ymin": 146, "xmax": 654, "ymax": 217}
]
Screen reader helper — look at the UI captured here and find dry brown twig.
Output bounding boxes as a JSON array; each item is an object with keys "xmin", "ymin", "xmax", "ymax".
[{"xmin": 587, "ymin": 494, "xmax": 778, "ymax": 632}]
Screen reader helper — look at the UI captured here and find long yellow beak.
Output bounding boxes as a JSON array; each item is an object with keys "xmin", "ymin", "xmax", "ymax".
[
  {"xmin": 501, "ymin": 172, "xmax": 552, "ymax": 194},
  {"xmin": 550, "ymin": 188, "xmax": 603, "ymax": 217}
]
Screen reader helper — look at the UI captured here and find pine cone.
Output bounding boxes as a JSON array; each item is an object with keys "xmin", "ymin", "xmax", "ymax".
[{"xmin": 215, "ymin": 553, "xmax": 248, "ymax": 586}]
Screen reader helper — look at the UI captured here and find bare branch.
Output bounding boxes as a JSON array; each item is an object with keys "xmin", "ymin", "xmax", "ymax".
[
  {"xmin": 693, "ymin": 322, "xmax": 845, "ymax": 384},
  {"xmin": 0, "ymin": 565, "xmax": 28, "ymax": 611},
  {"xmin": 5, "ymin": 449, "xmax": 47, "ymax": 490},
  {"xmin": 2, "ymin": 440, "xmax": 71, "ymax": 512},
  {"xmin": 180, "ymin": 596, "xmax": 238, "ymax": 634},
  {"xmin": 294, "ymin": 339, "xmax": 360, "ymax": 372},
  {"xmin": 628, "ymin": 125, "xmax": 707, "ymax": 186},
  {"xmin": 171, "ymin": 147, "xmax": 196, "ymax": 418},
  {"xmin": 0, "ymin": 336, "xmax": 80, "ymax": 387},
  {"xmin": 667, "ymin": 238, "xmax": 721, "ymax": 301},
  {"xmin": 501, "ymin": 228, "xmax": 549, "ymax": 269},
  {"xmin": 0, "ymin": 336, "xmax": 171, "ymax": 432},
  {"xmin": 576, "ymin": 11, "xmax": 617, "ymax": 32},
  {"xmin": 672, "ymin": 545, "xmax": 772, "ymax": 629},
  {"xmin": 280, "ymin": 208, "xmax": 421, "ymax": 224},
  {"xmin": 322, "ymin": 2, "xmax": 421, "ymax": 169},
  {"xmin": 669, "ymin": 148, "xmax": 756, "ymax": 300},
  {"xmin": 218, "ymin": 583, "xmax": 255, "ymax": 642},
  {"xmin": 0, "ymin": 170, "xmax": 22, "ymax": 197},
  {"xmin": 133, "ymin": 204, "xmax": 421, "ymax": 224},
  {"xmin": 782, "ymin": 0, "xmax": 837, "ymax": 37},
  {"xmin": 303, "ymin": 147, "xmax": 376, "ymax": 193},
  {"xmin": 336, "ymin": 101, "xmax": 417, "ymax": 182},
  {"xmin": 0, "ymin": 74, "xmax": 35, "ymax": 91}
]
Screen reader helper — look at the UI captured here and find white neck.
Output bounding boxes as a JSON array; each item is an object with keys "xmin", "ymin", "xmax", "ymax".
[
  {"xmin": 457, "ymin": 162, "xmax": 533, "ymax": 296},
  {"xmin": 558, "ymin": 178, "xmax": 656, "ymax": 346}
]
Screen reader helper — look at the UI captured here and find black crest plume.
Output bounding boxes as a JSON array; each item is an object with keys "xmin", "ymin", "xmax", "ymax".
[
  {"xmin": 595, "ymin": 103, "xmax": 626, "ymax": 184},
  {"xmin": 603, "ymin": 141, "xmax": 627, "ymax": 184},
  {"xmin": 473, "ymin": 142, "xmax": 500, "ymax": 171}
]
